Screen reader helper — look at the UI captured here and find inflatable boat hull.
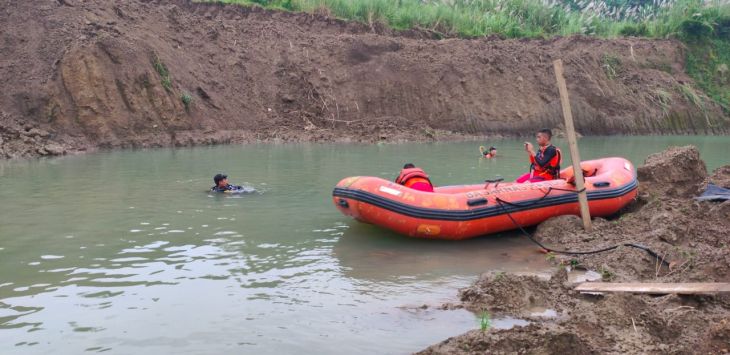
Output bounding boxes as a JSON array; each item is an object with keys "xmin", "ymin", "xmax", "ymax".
[{"xmin": 332, "ymin": 157, "xmax": 638, "ymax": 240}]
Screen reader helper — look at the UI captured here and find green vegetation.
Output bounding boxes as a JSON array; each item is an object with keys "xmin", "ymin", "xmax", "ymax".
[
  {"xmin": 641, "ymin": 59, "xmax": 674, "ymax": 74},
  {"xmin": 652, "ymin": 88, "xmax": 673, "ymax": 117},
  {"xmin": 152, "ymin": 56, "xmax": 172, "ymax": 92},
  {"xmin": 204, "ymin": 0, "xmax": 728, "ymax": 38},
  {"xmin": 479, "ymin": 310, "xmax": 492, "ymax": 331},
  {"xmin": 600, "ymin": 266, "xmax": 614, "ymax": 281},
  {"xmin": 619, "ymin": 22, "xmax": 650, "ymax": 36},
  {"xmin": 181, "ymin": 92, "xmax": 193, "ymax": 111},
  {"xmin": 678, "ymin": 82, "xmax": 705, "ymax": 109},
  {"xmin": 686, "ymin": 38, "xmax": 730, "ymax": 111},
  {"xmin": 602, "ymin": 54, "xmax": 622, "ymax": 80},
  {"xmin": 203, "ymin": 0, "xmax": 730, "ymax": 109}
]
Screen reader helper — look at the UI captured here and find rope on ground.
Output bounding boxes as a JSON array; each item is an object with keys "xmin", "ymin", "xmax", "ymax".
[{"xmin": 493, "ymin": 186, "xmax": 669, "ymax": 265}]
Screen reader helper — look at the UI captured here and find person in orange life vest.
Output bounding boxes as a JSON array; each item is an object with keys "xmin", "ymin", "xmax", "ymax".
[
  {"xmin": 516, "ymin": 128, "xmax": 562, "ymax": 183},
  {"xmin": 395, "ymin": 163, "xmax": 435, "ymax": 192},
  {"xmin": 481, "ymin": 146, "xmax": 497, "ymax": 158}
]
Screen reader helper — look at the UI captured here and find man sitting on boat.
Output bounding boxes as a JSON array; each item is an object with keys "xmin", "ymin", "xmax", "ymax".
[
  {"xmin": 211, "ymin": 173, "xmax": 243, "ymax": 192},
  {"xmin": 395, "ymin": 163, "xmax": 434, "ymax": 192},
  {"xmin": 516, "ymin": 128, "xmax": 562, "ymax": 183}
]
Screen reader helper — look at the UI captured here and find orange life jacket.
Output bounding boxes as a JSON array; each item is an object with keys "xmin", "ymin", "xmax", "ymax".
[
  {"xmin": 530, "ymin": 145, "xmax": 562, "ymax": 180},
  {"xmin": 565, "ymin": 166, "xmax": 598, "ymax": 184},
  {"xmin": 395, "ymin": 168, "xmax": 433, "ymax": 189}
]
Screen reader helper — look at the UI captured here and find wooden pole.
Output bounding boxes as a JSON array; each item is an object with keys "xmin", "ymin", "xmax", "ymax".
[{"xmin": 553, "ymin": 59, "xmax": 592, "ymax": 232}]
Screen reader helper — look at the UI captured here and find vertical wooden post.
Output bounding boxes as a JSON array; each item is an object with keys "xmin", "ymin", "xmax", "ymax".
[{"xmin": 553, "ymin": 59, "xmax": 593, "ymax": 232}]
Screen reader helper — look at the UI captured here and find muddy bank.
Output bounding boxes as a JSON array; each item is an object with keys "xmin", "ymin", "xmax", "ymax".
[
  {"xmin": 2, "ymin": 0, "xmax": 729, "ymax": 159},
  {"xmin": 421, "ymin": 146, "xmax": 730, "ymax": 354}
]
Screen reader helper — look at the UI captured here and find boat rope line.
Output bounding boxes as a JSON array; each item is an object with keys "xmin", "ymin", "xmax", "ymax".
[
  {"xmin": 331, "ymin": 178, "xmax": 638, "ymax": 222},
  {"xmin": 491, "ymin": 185, "xmax": 586, "ymax": 209},
  {"xmin": 494, "ymin": 193, "xmax": 669, "ymax": 265}
]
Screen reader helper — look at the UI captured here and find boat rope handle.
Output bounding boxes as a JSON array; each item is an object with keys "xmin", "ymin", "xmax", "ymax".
[
  {"xmin": 484, "ymin": 177, "xmax": 504, "ymax": 189},
  {"xmin": 493, "ymin": 186, "xmax": 585, "ymax": 209},
  {"xmin": 494, "ymin": 191, "xmax": 669, "ymax": 265}
]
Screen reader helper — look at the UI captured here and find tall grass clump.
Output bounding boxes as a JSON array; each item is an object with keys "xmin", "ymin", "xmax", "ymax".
[
  {"xmin": 204, "ymin": 0, "xmax": 728, "ymax": 39},
  {"xmin": 659, "ymin": 0, "xmax": 730, "ymax": 111},
  {"xmin": 152, "ymin": 56, "xmax": 172, "ymax": 92},
  {"xmin": 479, "ymin": 310, "xmax": 492, "ymax": 331},
  {"xmin": 181, "ymin": 92, "xmax": 193, "ymax": 111}
]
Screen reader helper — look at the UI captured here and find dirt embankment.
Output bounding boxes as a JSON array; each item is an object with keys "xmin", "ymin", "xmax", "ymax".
[
  {"xmin": 420, "ymin": 146, "xmax": 730, "ymax": 354},
  {"xmin": 1, "ymin": 0, "xmax": 728, "ymax": 159}
]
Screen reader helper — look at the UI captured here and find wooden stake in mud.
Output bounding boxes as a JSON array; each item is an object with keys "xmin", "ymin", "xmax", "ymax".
[{"xmin": 553, "ymin": 59, "xmax": 593, "ymax": 232}]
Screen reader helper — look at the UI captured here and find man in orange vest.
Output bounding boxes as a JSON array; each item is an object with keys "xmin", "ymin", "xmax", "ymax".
[
  {"xmin": 481, "ymin": 146, "xmax": 498, "ymax": 158},
  {"xmin": 395, "ymin": 163, "xmax": 435, "ymax": 192},
  {"xmin": 516, "ymin": 128, "xmax": 562, "ymax": 183}
]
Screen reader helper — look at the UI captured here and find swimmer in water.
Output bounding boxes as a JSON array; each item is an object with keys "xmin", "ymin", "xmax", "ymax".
[
  {"xmin": 210, "ymin": 173, "xmax": 243, "ymax": 193},
  {"xmin": 480, "ymin": 146, "xmax": 497, "ymax": 158}
]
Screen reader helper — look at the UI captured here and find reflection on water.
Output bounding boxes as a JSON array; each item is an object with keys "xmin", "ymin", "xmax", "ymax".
[
  {"xmin": 334, "ymin": 224, "xmax": 551, "ymax": 282},
  {"xmin": 0, "ymin": 136, "xmax": 728, "ymax": 354}
]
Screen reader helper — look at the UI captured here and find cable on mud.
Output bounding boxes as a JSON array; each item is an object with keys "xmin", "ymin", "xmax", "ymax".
[{"xmin": 493, "ymin": 186, "xmax": 670, "ymax": 266}]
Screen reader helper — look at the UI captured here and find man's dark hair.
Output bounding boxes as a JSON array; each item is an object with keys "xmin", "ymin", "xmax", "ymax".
[
  {"xmin": 214, "ymin": 173, "xmax": 227, "ymax": 185},
  {"xmin": 489, "ymin": 146, "xmax": 497, "ymax": 151},
  {"xmin": 537, "ymin": 128, "xmax": 552, "ymax": 139},
  {"xmin": 403, "ymin": 163, "xmax": 415, "ymax": 169}
]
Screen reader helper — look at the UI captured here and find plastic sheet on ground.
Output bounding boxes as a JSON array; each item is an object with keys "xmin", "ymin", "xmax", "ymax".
[{"xmin": 695, "ymin": 183, "xmax": 730, "ymax": 201}]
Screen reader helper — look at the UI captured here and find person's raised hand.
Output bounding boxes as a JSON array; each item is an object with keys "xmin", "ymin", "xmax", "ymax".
[{"xmin": 524, "ymin": 142, "xmax": 534, "ymax": 154}]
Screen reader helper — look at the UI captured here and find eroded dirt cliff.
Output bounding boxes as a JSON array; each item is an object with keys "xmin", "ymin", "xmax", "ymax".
[{"xmin": 1, "ymin": 0, "xmax": 727, "ymax": 158}]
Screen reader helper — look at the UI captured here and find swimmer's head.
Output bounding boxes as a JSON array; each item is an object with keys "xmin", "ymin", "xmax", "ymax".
[{"xmin": 214, "ymin": 173, "xmax": 228, "ymax": 187}]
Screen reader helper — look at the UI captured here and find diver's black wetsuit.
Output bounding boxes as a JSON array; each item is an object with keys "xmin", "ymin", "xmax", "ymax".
[{"xmin": 210, "ymin": 184, "xmax": 243, "ymax": 192}]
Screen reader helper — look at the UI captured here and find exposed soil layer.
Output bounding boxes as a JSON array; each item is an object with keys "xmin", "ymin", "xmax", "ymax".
[
  {"xmin": 2, "ymin": 0, "xmax": 729, "ymax": 159},
  {"xmin": 421, "ymin": 146, "xmax": 730, "ymax": 354}
]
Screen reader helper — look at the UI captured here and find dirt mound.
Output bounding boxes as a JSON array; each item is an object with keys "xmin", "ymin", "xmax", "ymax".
[
  {"xmin": 535, "ymin": 146, "xmax": 729, "ymax": 282},
  {"xmin": 637, "ymin": 145, "xmax": 708, "ymax": 197},
  {"xmin": 1, "ymin": 0, "xmax": 728, "ymax": 158},
  {"xmin": 423, "ymin": 147, "xmax": 730, "ymax": 354},
  {"xmin": 534, "ymin": 215, "xmax": 583, "ymax": 244},
  {"xmin": 426, "ymin": 269, "xmax": 730, "ymax": 354},
  {"xmin": 418, "ymin": 324, "xmax": 591, "ymax": 355},
  {"xmin": 709, "ymin": 165, "xmax": 730, "ymax": 189},
  {"xmin": 0, "ymin": 111, "xmax": 66, "ymax": 158},
  {"xmin": 427, "ymin": 275, "xmax": 730, "ymax": 354},
  {"xmin": 459, "ymin": 273, "xmax": 563, "ymax": 315}
]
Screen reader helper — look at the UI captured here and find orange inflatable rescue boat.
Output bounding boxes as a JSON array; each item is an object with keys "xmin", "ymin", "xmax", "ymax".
[{"xmin": 332, "ymin": 157, "xmax": 638, "ymax": 240}]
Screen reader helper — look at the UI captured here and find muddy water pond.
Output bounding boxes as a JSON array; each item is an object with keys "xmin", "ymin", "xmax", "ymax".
[{"xmin": 1, "ymin": 136, "xmax": 728, "ymax": 354}]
